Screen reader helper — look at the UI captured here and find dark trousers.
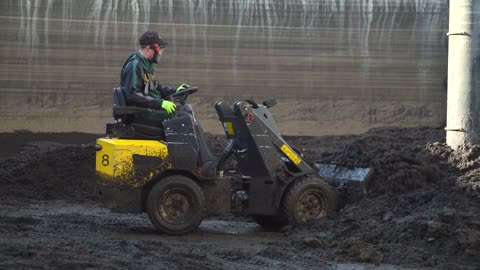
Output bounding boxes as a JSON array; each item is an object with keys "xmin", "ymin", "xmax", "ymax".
[{"xmin": 135, "ymin": 110, "xmax": 173, "ymax": 128}]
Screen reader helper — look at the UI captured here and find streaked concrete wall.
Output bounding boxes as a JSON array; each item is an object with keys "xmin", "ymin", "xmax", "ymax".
[{"xmin": 0, "ymin": 0, "xmax": 448, "ymax": 135}]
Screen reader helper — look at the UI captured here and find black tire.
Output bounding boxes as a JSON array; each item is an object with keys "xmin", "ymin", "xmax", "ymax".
[
  {"xmin": 283, "ymin": 177, "xmax": 336, "ymax": 225},
  {"xmin": 252, "ymin": 215, "xmax": 288, "ymax": 229},
  {"xmin": 146, "ymin": 175, "xmax": 206, "ymax": 235}
]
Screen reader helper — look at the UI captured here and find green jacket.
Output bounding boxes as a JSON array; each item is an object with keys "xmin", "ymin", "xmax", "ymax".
[{"xmin": 120, "ymin": 51, "xmax": 175, "ymax": 109}]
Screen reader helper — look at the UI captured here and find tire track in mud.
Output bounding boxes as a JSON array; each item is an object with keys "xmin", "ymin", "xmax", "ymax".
[
  {"xmin": 0, "ymin": 199, "xmax": 315, "ymax": 270},
  {"xmin": 0, "ymin": 199, "xmax": 412, "ymax": 270}
]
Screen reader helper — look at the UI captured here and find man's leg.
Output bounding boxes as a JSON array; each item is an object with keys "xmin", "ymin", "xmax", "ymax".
[{"xmin": 136, "ymin": 110, "xmax": 173, "ymax": 127}]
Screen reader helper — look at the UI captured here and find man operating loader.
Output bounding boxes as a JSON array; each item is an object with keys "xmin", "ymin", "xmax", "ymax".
[{"xmin": 120, "ymin": 31, "xmax": 190, "ymax": 127}]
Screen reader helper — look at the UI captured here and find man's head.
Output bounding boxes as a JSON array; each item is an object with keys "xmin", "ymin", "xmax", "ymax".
[{"xmin": 139, "ymin": 31, "xmax": 168, "ymax": 63}]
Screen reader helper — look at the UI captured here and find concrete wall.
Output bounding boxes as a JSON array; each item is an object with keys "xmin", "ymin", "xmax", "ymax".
[{"xmin": 0, "ymin": 0, "xmax": 449, "ymax": 135}]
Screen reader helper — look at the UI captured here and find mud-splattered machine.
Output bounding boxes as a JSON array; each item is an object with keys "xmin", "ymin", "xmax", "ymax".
[{"xmin": 95, "ymin": 87, "xmax": 335, "ymax": 235}]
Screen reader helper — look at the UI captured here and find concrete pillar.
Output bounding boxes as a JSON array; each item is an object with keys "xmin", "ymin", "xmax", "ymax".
[{"xmin": 446, "ymin": 0, "xmax": 480, "ymax": 149}]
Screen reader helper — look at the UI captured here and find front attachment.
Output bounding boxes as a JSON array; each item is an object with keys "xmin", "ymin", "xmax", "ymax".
[{"xmin": 315, "ymin": 163, "xmax": 370, "ymax": 182}]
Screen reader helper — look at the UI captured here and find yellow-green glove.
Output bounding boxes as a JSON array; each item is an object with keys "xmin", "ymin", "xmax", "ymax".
[
  {"xmin": 161, "ymin": 100, "xmax": 176, "ymax": 113},
  {"xmin": 176, "ymin": 83, "xmax": 190, "ymax": 92}
]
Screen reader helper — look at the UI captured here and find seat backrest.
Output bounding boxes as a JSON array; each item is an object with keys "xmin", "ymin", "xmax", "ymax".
[{"xmin": 113, "ymin": 87, "xmax": 127, "ymax": 107}]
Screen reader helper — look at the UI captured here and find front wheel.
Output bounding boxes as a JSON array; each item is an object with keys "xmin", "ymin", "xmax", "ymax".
[
  {"xmin": 146, "ymin": 175, "xmax": 206, "ymax": 235},
  {"xmin": 283, "ymin": 177, "xmax": 336, "ymax": 225}
]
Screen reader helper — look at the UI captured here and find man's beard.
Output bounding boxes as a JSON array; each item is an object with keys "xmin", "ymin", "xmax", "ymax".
[{"xmin": 153, "ymin": 51, "xmax": 161, "ymax": 63}]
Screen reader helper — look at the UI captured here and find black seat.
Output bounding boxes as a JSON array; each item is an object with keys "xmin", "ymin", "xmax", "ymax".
[
  {"xmin": 107, "ymin": 88, "xmax": 164, "ymax": 139},
  {"xmin": 113, "ymin": 87, "xmax": 127, "ymax": 106},
  {"xmin": 112, "ymin": 87, "xmax": 148, "ymax": 117}
]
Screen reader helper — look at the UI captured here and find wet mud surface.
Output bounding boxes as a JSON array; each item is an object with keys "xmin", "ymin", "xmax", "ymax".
[{"xmin": 1, "ymin": 128, "xmax": 479, "ymax": 269}]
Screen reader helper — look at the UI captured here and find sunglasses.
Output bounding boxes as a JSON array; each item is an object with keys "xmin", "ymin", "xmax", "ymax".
[{"xmin": 150, "ymin": 44, "xmax": 166, "ymax": 52}]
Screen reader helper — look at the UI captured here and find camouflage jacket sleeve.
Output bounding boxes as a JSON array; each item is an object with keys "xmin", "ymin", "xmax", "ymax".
[
  {"xmin": 121, "ymin": 59, "xmax": 163, "ymax": 109},
  {"xmin": 156, "ymin": 84, "xmax": 176, "ymax": 97}
]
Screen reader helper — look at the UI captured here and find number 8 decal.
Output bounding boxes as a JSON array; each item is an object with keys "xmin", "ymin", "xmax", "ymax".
[{"xmin": 102, "ymin": 154, "xmax": 109, "ymax": 166}]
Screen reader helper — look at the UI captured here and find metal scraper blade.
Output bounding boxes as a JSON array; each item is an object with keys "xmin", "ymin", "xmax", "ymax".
[{"xmin": 315, "ymin": 163, "xmax": 370, "ymax": 182}]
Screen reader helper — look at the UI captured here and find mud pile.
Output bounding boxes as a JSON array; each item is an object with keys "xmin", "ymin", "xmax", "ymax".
[
  {"xmin": 284, "ymin": 128, "xmax": 480, "ymax": 268},
  {"xmin": 0, "ymin": 128, "xmax": 479, "ymax": 269},
  {"xmin": 286, "ymin": 127, "xmax": 447, "ymax": 195},
  {"xmin": 0, "ymin": 140, "xmax": 96, "ymax": 201},
  {"xmin": 442, "ymin": 144, "xmax": 480, "ymax": 196}
]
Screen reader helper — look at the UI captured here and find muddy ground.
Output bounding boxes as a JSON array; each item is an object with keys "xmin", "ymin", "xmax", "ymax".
[{"xmin": 0, "ymin": 128, "xmax": 479, "ymax": 270}]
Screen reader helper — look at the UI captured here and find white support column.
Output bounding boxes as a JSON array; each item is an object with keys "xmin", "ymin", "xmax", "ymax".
[{"xmin": 446, "ymin": 0, "xmax": 480, "ymax": 149}]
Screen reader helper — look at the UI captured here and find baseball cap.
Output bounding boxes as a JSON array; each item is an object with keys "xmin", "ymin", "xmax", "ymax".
[{"xmin": 139, "ymin": 31, "xmax": 168, "ymax": 46}]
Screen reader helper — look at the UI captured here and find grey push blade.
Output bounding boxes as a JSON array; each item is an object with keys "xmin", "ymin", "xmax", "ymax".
[{"xmin": 315, "ymin": 163, "xmax": 370, "ymax": 182}]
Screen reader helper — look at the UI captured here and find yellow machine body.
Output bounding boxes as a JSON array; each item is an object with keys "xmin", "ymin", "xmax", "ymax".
[
  {"xmin": 96, "ymin": 138, "xmax": 168, "ymax": 183},
  {"xmin": 95, "ymin": 137, "xmax": 231, "ymax": 215},
  {"xmin": 95, "ymin": 138, "xmax": 170, "ymax": 212}
]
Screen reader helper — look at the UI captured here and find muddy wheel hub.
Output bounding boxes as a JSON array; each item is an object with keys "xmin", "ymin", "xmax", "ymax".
[
  {"xmin": 160, "ymin": 191, "xmax": 191, "ymax": 225},
  {"xmin": 297, "ymin": 191, "xmax": 326, "ymax": 222}
]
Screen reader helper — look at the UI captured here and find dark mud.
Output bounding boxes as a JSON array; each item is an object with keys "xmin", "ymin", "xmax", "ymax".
[
  {"xmin": 284, "ymin": 128, "xmax": 480, "ymax": 269},
  {"xmin": 0, "ymin": 128, "xmax": 479, "ymax": 269}
]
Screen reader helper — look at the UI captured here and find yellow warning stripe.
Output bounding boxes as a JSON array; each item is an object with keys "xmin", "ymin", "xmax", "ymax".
[
  {"xmin": 280, "ymin": 144, "xmax": 301, "ymax": 165},
  {"xmin": 225, "ymin": 122, "xmax": 234, "ymax": 135}
]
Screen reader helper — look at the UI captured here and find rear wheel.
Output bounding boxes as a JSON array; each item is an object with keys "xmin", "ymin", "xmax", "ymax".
[
  {"xmin": 283, "ymin": 177, "xmax": 336, "ymax": 225},
  {"xmin": 146, "ymin": 175, "xmax": 205, "ymax": 235}
]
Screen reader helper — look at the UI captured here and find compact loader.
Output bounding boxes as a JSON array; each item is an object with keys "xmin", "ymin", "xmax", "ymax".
[{"xmin": 95, "ymin": 87, "xmax": 336, "ymax": 235}]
